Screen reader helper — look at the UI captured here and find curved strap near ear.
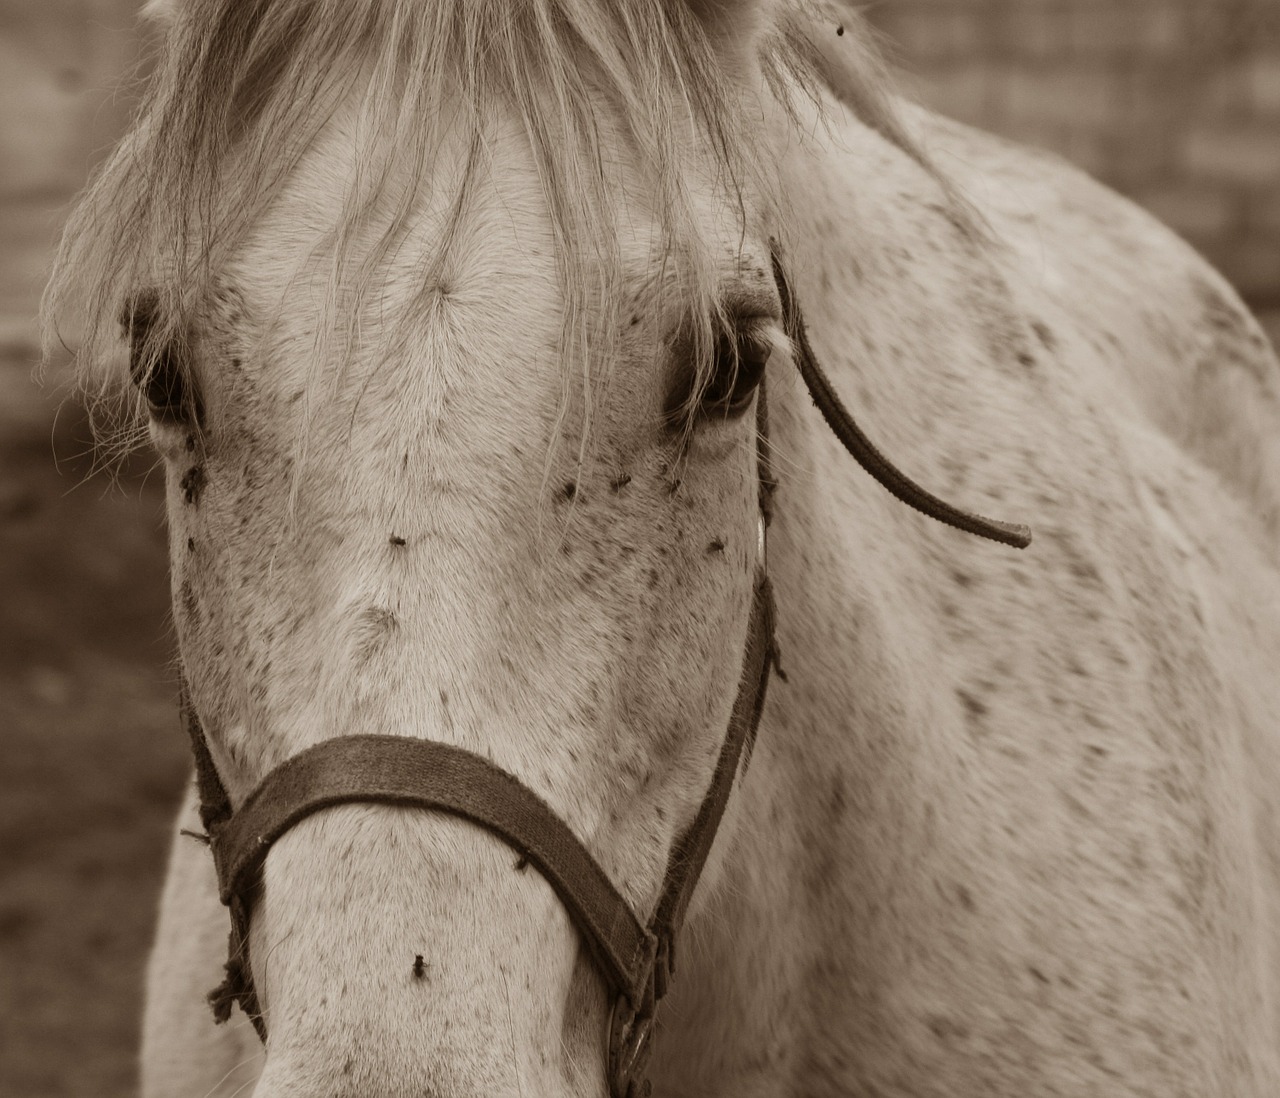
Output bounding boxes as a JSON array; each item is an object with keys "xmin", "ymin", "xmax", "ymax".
[{"xmin": 769, "ymin": 245, "xmax": 1032, "ymax": 550}]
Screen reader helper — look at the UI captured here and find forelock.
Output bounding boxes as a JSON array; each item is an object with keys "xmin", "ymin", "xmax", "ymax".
[{"xmin": 42, "ymin": 0, "xmax": 920, "ymax": 435}]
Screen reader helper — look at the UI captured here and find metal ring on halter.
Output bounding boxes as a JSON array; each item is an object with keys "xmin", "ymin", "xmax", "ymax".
[
  {"xmin": 756, "ymin": 512, "xmax": 767, "ymax": 571},
  {"xmin": 607, "ymin": 994, "xmax": 656, "ymax": 1098}
]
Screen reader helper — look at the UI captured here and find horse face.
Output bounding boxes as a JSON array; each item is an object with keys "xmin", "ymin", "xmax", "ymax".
[{"xmin": 138, "ymin": 62, "xmax": 782, "ymax": 1098}]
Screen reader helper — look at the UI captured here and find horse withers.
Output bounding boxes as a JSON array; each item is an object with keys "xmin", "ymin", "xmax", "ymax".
[{"xmin": 45, "ymin": 0, "xmax": 1280, "ymax": 1094}]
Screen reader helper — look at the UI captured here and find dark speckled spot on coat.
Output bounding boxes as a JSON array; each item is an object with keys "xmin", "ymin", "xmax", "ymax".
[
  {"xmin": 180, "ymin": 579, "xmax": 199, "ymax": 623},
  {"xmin": 1031, "ymin": 321, "xmax": 1058, "ymax": 352},
  {"xmin": 1190, "ymin": 273, "xmax": 1271, "ymax": 381},
  {"xmin": 352, "ymin": 606, "xmax": 398, "ymax": 668},
  {"xmin": 926, "ymin": 1014, "xmax": 970, "ymax": 1042},
  {"xmin": 180, "ymin": 465, "xmax": 205, "ymax": 505},
  {"xmin": 829, "ymin": 772, "xmax": 847, "ymax": 820},
  {"xmin": 1069, "ymin": 558, "xmax": 1104, "ymax": 586},
  {"xmin": 956, "ymin": 687, "xmax": 989, "ymax": 724}
]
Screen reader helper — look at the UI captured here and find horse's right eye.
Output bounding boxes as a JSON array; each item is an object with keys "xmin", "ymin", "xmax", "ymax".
[{"xmin": 123, "ymin": 294, "xmax": 202, "ymax": 424}]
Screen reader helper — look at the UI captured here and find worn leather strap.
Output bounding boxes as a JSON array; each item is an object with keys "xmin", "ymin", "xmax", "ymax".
[
  {"xmin": 645, "ymin": 576, "xmax": 775, "ymax": 957},
  {"xmin": 607, "ymin": 567, "xmax": 777, "ymax": 1098},
  {"xmin": 769, "ymin": 249, "xmax": 1032, "ymax": 550},
  {"xmin": 639, "ymin": 410, "xmax": 780, "ymax": 984},
  {"xmin": 208, "ymin": 733, "xmax": 657, "ymax": 1007},
  {"xmin": 200, "ymin": 558, "xmax": 775, "ymax": 1031}
]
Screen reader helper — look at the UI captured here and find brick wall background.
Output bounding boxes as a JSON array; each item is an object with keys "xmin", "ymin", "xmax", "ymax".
[{"xmin": 868, "ymin": 0, "xmax": 1280, "ymax": 309}]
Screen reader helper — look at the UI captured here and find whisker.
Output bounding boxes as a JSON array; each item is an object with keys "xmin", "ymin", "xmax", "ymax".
[
  {"xmin": 200, "ymin": 1047, "xmax": 267, "ymax": 1098},
  {"xmin": 222, "ymin": 1067, "xmax": 262, "ymax": 1098},
  {"xmin": 252, "ymin": 924, "xmax": 297, "ymax": 984},
  {"xmin": 500, "ymin": 967, "xmax": 525, "ymax": 1098}
]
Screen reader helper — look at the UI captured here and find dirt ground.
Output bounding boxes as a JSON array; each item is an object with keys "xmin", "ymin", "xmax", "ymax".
[{"xmin": 0, "ymin": 343, "xmax": 186, "ymax": 1098}]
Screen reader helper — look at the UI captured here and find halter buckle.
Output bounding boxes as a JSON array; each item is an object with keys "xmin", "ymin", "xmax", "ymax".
[
  {"xmin": 607, "ymin": 993, "xmax": 655, "ymax": 1098},
  {"xmin": 606, "ymin": 929, "xmax": 674, "ymax": 1098}
]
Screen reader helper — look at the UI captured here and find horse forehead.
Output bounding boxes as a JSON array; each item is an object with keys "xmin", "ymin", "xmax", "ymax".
[
  {"xmin": 219, "ymin": 119, "xmax": 566, "ymax": 417},
  {"xmin": 241, "ymin": 104, "xmax": 554, "ymax": 284}
]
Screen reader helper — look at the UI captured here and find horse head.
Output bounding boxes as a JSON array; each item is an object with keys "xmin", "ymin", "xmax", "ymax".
[{"xmin": 53, "ymin": 1, "xmax": 813, "ymax": 1093}]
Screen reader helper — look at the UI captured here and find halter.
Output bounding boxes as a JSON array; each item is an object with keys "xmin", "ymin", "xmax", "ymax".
[{"xmin": 180, "ymin": 247, "xmax": 1030, "ymax": 1098}]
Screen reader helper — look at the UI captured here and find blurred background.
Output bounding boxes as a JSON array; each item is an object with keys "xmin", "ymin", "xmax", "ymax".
[{"xmin": 0, "ymin": 2, "xmax": 1277, "ymax": 1094}]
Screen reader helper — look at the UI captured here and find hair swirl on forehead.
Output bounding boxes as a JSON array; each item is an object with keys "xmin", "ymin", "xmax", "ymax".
[{"xmin": 43, "ymin": 0, "xmax": 924, "ymax": 443}]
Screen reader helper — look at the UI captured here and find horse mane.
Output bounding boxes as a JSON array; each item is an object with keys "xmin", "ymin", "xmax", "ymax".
[{"xmin": 43, "ymin": 0, "xmax": 931, "ymax": 420}]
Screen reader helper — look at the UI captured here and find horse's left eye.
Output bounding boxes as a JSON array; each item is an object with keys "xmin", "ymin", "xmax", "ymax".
[
  {"xmin": 133, "ymin": 343, "xmax": 191, "ymax": 415},
  {"xmin": 700, "ymin": 326, "xmax": 772, "ymax": 417}
]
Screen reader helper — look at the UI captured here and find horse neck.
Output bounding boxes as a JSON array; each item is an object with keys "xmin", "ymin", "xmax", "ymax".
[{"xmin": 739, "ymin": 91, "xmax": 974, "ymax": 903}]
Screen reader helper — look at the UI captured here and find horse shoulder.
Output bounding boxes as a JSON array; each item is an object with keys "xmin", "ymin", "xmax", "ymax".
[{"xmin": 901, "ymin": 109, "xmax": 1280, "ymax": 1089}]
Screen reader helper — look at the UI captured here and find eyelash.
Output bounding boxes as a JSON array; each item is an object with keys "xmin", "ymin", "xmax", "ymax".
[{"xmin": 699, "ymin": 325, "xmax": 773, "ymax": 417}]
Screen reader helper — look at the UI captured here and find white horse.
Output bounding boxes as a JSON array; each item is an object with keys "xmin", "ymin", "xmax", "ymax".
[{"xmin": 46, "ymin": 0, "xmax": 1280, "ymax": 1094}]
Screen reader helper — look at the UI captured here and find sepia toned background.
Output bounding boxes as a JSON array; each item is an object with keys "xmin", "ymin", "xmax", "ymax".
[
  {"xmin": 1, "ymin": 3, "xmax": 1278, "ymax": 1095},
  {"xmin": 873, "ymin": 0, "xmax": 1280, "ymax": 310}
]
